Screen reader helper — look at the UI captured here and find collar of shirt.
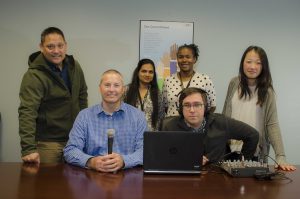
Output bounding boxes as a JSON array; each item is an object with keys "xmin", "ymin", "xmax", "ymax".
[
  {"xmin": 176, "ymin": 117, "xmax": 207, "ymax": 133},
  {"xmin": 183, "ymin": 118, "xmax": 206, "ymax": 133},
  {"xmin": 45, "ymin": 57, "xmax": 71, "ymax": 92},
  {"xmin": 45, "ymin": 57, "xmax": 65, "ymax": 72},
  {"xmin": 96, "ymin": 102, "xmax": 126, "ymax": 116}
]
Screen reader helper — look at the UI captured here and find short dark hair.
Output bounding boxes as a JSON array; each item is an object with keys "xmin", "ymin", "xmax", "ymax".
[
  {"xmin": 41, "ymin": 27, "xmax": 65, "ymax": 44},
  {"xmin": 178, "ymin": 87, "xmax": 208, "ymax": 117},
  {"xmin": 177, "ymin": 44, "xmax": 200, "ymax": 61}
]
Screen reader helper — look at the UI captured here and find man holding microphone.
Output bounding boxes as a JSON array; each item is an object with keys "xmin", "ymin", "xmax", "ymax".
[{"xmin": 64, "ymin": 69, "xmax": 147, "ymax": 172}]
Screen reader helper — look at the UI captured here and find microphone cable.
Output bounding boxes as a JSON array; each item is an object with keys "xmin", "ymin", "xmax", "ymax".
[{"xmin": 254, "ymin": 154, "xmax": 293, "ymax": 183}]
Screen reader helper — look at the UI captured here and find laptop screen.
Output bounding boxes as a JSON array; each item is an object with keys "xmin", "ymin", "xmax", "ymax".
[{"xmin": 143, "ymin": 131, "xmax": 204, "ymax": 174}]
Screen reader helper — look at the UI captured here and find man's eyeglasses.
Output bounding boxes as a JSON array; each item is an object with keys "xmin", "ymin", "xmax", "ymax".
[{"xmin": 182, "ymin": 103, "xmax": 204, "ymax": 110}]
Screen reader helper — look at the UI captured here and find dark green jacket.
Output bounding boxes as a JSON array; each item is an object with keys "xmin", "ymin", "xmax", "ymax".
[{"xmin": 18, "ymin": 52, "xmax": 88, "ymax": 156}]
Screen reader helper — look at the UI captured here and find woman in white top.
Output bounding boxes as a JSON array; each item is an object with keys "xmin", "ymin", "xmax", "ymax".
[
  {"xmin": 223, "ymin": 46, "xmax": 296, "ymax": 171},
  {"xmin": 162, "ymin": 44, "xmax": 216, "ymax": 116}
]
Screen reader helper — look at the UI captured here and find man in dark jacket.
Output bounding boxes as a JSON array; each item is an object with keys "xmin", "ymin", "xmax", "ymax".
[
  {"xmin": 162, "ymin": 87, "xmax": 258, "ymax": 165},
  {"xmin": 18, "ymin": 27, "xmax": 88, "ymax": 163}
]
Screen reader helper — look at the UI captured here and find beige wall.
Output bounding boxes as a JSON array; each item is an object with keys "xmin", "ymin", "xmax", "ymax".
[{"xmin": 0, "ymin": 0, "xmax": 300, "ymax": 163}]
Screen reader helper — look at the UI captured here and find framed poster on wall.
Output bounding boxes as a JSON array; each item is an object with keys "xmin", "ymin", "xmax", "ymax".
[{"xmin": 139, "ymin": 20, "xmax": 194, "ymax": 89}]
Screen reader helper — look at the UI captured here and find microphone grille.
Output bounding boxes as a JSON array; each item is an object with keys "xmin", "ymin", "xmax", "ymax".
[{"xmin": 107, "ymin": 129, "xmax": 115, "ymax": 138}]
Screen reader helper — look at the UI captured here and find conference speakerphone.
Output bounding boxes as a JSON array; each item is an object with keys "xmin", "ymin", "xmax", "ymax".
[{"xmin": 220, "ymin": 160, "xmax": 270, "ymax": 177}]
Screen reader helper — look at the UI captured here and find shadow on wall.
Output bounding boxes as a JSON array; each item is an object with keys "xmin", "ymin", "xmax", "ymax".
[
  {"xmin": 69, "ymin": 37, "xmax": 135, "ymax": 105},
  {"xmin": 0, "ymin": 27, "xmax": 33, "ymax": 162},
  {"xmin": 0, "ymin": 112, "xmax": 2, "ymax": 161}
]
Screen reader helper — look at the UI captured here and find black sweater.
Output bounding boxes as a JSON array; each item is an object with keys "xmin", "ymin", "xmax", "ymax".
[{"xmin": 162, "ymin": 113, "xmax": 259, "ymax": 163}]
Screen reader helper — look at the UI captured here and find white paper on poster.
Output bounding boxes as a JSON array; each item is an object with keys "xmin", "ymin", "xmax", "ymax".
[{"xmin": 140, "ymin": 20, "xmax": 194, "ymax": 89}]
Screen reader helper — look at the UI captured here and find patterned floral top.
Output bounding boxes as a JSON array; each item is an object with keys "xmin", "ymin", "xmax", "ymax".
[{"xmin": 124, "ymin": 86, "xmax": 165, "ymax": 131}]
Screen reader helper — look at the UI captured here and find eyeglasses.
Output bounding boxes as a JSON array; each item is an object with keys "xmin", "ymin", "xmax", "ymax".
[{"xmin": 182, "ymin": 103, "xmax": 204, "ymax": 110}]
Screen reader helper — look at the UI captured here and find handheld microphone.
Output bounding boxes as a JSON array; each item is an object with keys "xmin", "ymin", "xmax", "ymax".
[{"xmin": 107, "ymin": 129, "xmax": 115, "ymax": 154}]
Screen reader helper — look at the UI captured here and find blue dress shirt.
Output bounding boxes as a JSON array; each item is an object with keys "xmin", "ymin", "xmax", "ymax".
[
  {"xmin": 63, "ymin": 102, "xmax": 148, "ymax": 169},
  {"xmin": 48, "ymin": 59, "xmax": 71, "ymax": 92}
]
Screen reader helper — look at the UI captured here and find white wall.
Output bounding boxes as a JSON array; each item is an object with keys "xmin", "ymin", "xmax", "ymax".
[{"xmin": 0, "ymin": 0, "xmax": 299, "ymax": 163}]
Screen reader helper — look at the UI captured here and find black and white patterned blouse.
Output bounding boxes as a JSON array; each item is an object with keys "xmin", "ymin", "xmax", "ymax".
[{"xmin": 162, "ymin": 72, "xmax": 216, "ymax": 116}]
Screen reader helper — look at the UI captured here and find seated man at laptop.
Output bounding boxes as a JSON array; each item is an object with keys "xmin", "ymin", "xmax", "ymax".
[
  {"xmin": 162, "ymin": 87, "xmax": 259, "ymax": 165},
  {"xmin": 64, "ymin": 69, "xmax": 147, "ymax": 172}
]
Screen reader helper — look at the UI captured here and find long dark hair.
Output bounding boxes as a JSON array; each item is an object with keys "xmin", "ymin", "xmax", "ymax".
[
  {"xmin": 239, "ymin": 46, "xmax": 274, "ymax": 106},
  {"xmin": 124, "ymin": 59, "xmax": 159, "ymax": 128}
]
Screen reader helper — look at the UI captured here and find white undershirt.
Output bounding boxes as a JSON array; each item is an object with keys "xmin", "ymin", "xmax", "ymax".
[
  {"xmin": 231, "ymin": 86, "xmax": 263, "ymax": 155},
  {"xmin": 182, "ymin": 80, "xmax": 188, "ymax": 88}
]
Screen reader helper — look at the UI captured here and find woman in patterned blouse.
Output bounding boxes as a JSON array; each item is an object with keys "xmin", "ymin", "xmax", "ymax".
[
  {"xmin": 162, "ymin": 44, "xmax": 217, "ymax": 116},
  {"xmin": 124, "ymin": 59, "xmax": 164, "ymax": 131}
]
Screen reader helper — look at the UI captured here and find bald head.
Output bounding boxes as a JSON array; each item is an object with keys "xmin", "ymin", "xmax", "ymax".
[
  {"xmin": 99, "ymin": 69, "xmax": 124, "ymax": 85},
  {"xmin": 99, "ymin": 69, "xmax": 125, "ymax": 108}
]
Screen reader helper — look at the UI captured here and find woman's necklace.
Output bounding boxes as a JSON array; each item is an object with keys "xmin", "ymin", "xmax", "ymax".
[
  {"xmin": 138, "ymin": 86, "xmax": 149, "ymax": 111},
  {"xmin": 178, "ymin": 71, "xmax": 195, "ymax": 90}
]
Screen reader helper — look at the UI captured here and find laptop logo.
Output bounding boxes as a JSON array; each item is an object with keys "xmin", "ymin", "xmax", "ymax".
[{"xmin": 169, "ymin": 147, "xmax": 178, "ymax": 154}]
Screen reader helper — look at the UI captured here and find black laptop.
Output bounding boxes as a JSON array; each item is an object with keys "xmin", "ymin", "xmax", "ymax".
[{"xmin": 143, "ymin": 131, "xmax": 204, "ymax": 174}]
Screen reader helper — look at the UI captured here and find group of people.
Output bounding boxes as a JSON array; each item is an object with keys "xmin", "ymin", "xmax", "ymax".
[{"xmin": 18, "ymin": 26, "xmax": 296, "ymax": 173}]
